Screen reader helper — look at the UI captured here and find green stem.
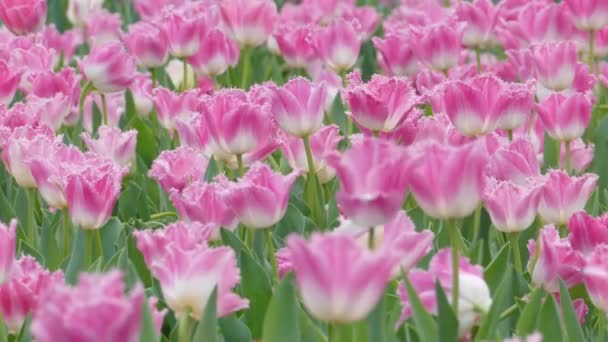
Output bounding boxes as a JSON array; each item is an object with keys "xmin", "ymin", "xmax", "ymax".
[
  {"xmin": 302, "ymin": 136, "xmax": 316, "ymax": 176},
  {"xmin": 26, "ymin": 189, "xmax": 37, "ymax": 247},
  {"xmin": 599, "ymin": 312, "xmax": 606, "ymax": 342},
  {"xmin": 475, "ymin": 48, "xmax": 482, "ymax": 73},
  {"xmin": 95, "ymin": 229, "xmax": 103, "ymax": 263},
  {"xmin": 471, "ymin": 205, "xmax": 481, "ymax": 249},
  {"xmin": 177, "ymin": 313, "xmax": 193, "ymax": 342},
  {"xmin": 240, "ymin": 47, "xmax": 251, "ymax": 89},
  {"xmin": 236, "ymin": 154, "xmax": 244, "ymax": 178},
  {"xmin": 507, "ymin": 129, "xmax": 513, "ymax": 141},
  {"xmin": 63, "ymin": 209, "xmax": 71, "ymax": 257},
  {"xmin": 498, "ymin": 303, "xmax": 518, "ymax": 320},
  {"xmin": 330, "ymin": 323, "xmax": 352, "ymax": 342},
  {"xmin": 100, "ymin": 92, "xmax": 108, "ymax": 126},
  {"xmin": 446, "ymin": 219, "xmax": 460, "ymax": 314},
  {"xmin": 150, "ymin": 67, "xmax": 157, "ymax": 88},
  {"xmin": 265, "ymin": 228, "xmax": 278, "ymax": 282},
  {"xmin": 181, "ymin": 59, "xmax": 189, "ymax": 92},
  {"xmin": 508, "ymin": 232, "xmax": 523, "ymax": 274},
  {"xmin": 368, "ymin": 227, "xmax": 375, "ymax": 249},
  {"xmin": 589, "ymin": 30, "xmax": 596, "ymax": 74},
  {"xmin": 443, "ymin": 0, "xmax": 450, "ymax": 7},
  {"xmin": 86, "ymin": 230, "xmax": 93, "ymax": 266},
  {"xmin": 564, "ymin": 140, "xmax": 572, "ymax": 175}
]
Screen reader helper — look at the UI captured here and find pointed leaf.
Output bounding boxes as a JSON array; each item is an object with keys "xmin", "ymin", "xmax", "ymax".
[
  {"xmin": 515, "ymin": 287, "xmax": 545, "ymax": 336},
  {"xmin": 263, "ymin": 273, "xmax": 301, "ymax": 342},
  {"xmin": 538, "ymin": 295, "xmax": 564, "ymax": 342},
  {"xmin": 435, "ymin": 281, "xmax": 458, "ymax": 342},
  {"xmin": 139, "ymin": 295, "xmax": 161, "ymax": 342},
  {"xmin": 559, "ymin": 280, "xmax": 585, "ymax": 341},
  {"xmin": 219, "ymin": 314, "xmax": 252, "ymax": 342},
  {"xmin": 404, "ymin": 276, "xmax": 438, "ymax": 342},
  {"xmin": 193, "ymin": 287, "xmax": 219, "ymax": 342}
]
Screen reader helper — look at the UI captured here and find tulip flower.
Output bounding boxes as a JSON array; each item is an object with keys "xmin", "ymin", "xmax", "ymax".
[
  {"xmin": 223, "ymin": 163, "xmax": 300, "ymax": 229},
  {"xmin": 1, "ymin": 256, "xmax": 63, "ymax": 334},
  {"xmin": 312, "ymin": 18, "xmax": 362, "ymax": 73},
  {"xmin": 0, "ymin": 219, "xmax": 16, "ymax": 285},
  {"xmin": 528, "ymin": 225, "xmax": 585, "ymax": 292},
  {"xmin": 188, "ymin": 29, "xmax": 239, "ymax": 78},
  {"xmin": 483, "ymin": 178, "xmax": 542, "ymax": 233},
  {"xmin": 455, "ymin": 0, "xmax": 500, "ymax": 48},
  {"xmin": 486, "ymin": 138, "xmax": 541, "ymax": 186},
  {"xmin": 287, "ymin": 232, "xmax": 396, "ymax": 323},
  {"xmin": 149, "ymin": 147, "xmax": 208, "ymax": 193},
  {"xmin": 538, "ymin": 170, "xmax": 597, "ymax": 226},
  {"xmin": 0, "ymin": 0, "xmax": 46, "ymax": 35},
  {"xmin": 220, "ymin": 0, "xmax": 278, "ymax": 47},
  {"xmin": 123, "ymin": 21, "xmax": 170, "ymax": 69},
  {"xmin": 269, "ymin": 77, "xmax": 327, "ymax": 137},
  {"xmin": 528, "ymin": 41, "xmax": 579, "ymax": 91},
  {"xmin": 85, "ymin": 10, "xmax": 121, "ymax": 48},
  {"xmin": 130, "ymin": 73, "xmax": 154, "ymax": 117},
  {"xmin": 31, "ymin": 271, "xmax": 155, "ymax": 342},
  {"xmin": 161, "ymin": 6, "xmax": 206, "ymax": 58},
  {"xmin": 568, "ymin": 211, "xmax": 608, "ymax": 256},
  {"xmin": 343, "ymin": 70, "xmax": 420, "ymax": 133},
  {"xmin": 66, "ymin": 0, "xmax": 103, "ymax": 27},
  {"xmin": 583, "ymin": 245, "xmax": 608, "ymax": 314},
  {"xmin": 536, "ymin": 92, "xmax": 592, "ymax": 142},
  {"xmin": 81, "ymin": 126, "xmax": 137, "ymax": 168},
  {"xmin": 372, "ymin": 34, "xmax": 420, "ymax": 77},
  {"xmin": 153, "ymin": 87, "xmax": 200, "ymax": 133},
  {"xmin": 133, "ymin": 0, "xmax": 184, "ymax": 19},
  {"xmin": 0, "ymin": 61, "xmax": 20, "ymax": 105},
  {"xmin": 273, "ymin": 24, "xmax": 317, "ymax": 69},
  {"xmin": 411, "ymin": 21, "xmax": 462, "ymax": 73},
  {"xmin": 559, "ymin": 139, "xmax": 594, "ymax": 174},
  {"xmin": 326, "ymin": 137, "xmax": 409, "ymax": 227},
  {"xmin": 81, "ymin": 42, "xmax": 136, "ymax": 93},
  {"xmin": 564, "ymin": 0, "xmax": 608, "ymax": 32}
]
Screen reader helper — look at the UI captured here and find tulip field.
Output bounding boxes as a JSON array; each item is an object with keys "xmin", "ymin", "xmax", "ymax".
[{"xmin": 2, "ymin": 0, "xmax": 608, "ymax": 341}]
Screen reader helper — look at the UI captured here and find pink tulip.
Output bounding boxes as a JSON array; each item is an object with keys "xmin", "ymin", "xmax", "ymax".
[
  {"xmin": 273, "ymin": 24, "xmax": 317, "ymax": 69},
  {"xmin": 220, "ymin": 0, "xmax": 277, "ymax": 47},
  {"xmin": 397, "ymin": 249, "xmax": 492, "ymax": 337},
  {"xmin": 408, "ymin": 141, "xmax": 488, "ymax": 219},
  {"xmin": 583, "ymin": 245, "xmax": 608, "ymax": 313},
  {"xmin": 85, "ymin": 10, "xmax": 121, "ymax": 48},
  {"xmin": 0, "ymin": 219, "xmax": 15, "ymax": 285},
  {"xmin": 134, "ymin": 221, "xmax": 213, "ymax": 266},
  {"xmin": 281, "ymin": 125, "xmax": 342, "ymax": 184},
  {"xmin": 223, "ymin": 162, "xmax": 300, "ymax": 229},
  {"xmin": 31, "ymin": 271, "xmax": 150, "ymax": 342},
  {"xmin": 133, "ymin": 0, "xmax": 184, "ymax": 19},
  {"xmin": 145, "ymin": 242, "xmax": 248, "ymax": 319},
  {"xmin": 188, "ymin": 29, "xmax": 239, "ymax": 78},
  {"xmin": 130, "ymin": 73, "xmax": 154, "ymax": 117},
  {"xmin": 0, "ymin": 60, "xmax": 21, "ymax": 105},
  {"xmin": 483, "ymin": 178, "xmax": 542, "ymax": 233},
  {"xmin": 150, "ymin": 148, "xmax": 208, "ymax": 194},
  {"xmin": 9, "ymin": 45, "xmax": 54, "ymax": 89},
  {"xmin": 123, "ymin": 21, "xmax": 170, "ymax": 69},
  {"xmin": 568, "ymin": 211, "xmax": 608, "ymax": 256},
  {"xmin": 65, "ymin": 162, "xmax": 127, "ymax": 230},
  {"xmin": 170, "ymin": 178, "xmax": 239, "ymax": 231},
  {"xmin": 269, "ymin": 77, "xmax": 327, "ymax": 137},
  {"xmin": 287, "ymin": 232, "xmax": 396, "ymax": 322},
  {"xmin": 486, "ymin": 138, "xmax": 541, "ymax": 186},
  {"xmin": 39, "ymin": 25, "xmax": 81, "ymax": 64},
  {"xmin": 536, "ymin": 93, "xmax": 592, "ymax": 142},
  {"xmin": 0, "ymin": 256, "xmax": 63, "ymax": 334},
  {"xmin": 24, "ymin": 94, "xmax": 70, "ymax": 132},
  {"xmin": 372, "ymin": 34, "xmax": 419, "ymax": 77},
  {"xmin": 203, "ymin": 89, "xmax": 272, "ymax": 157},
  {"xmin": 153, "ymin": 87, "xmax": 200, "ymax": 133},
  {"xmin": 82, "ymin": 92, "xmax": 124, "ymax": 132},
  {"xmin": 81, "ymin": 126, "xmax": 137, "ymax": 168},
  {"xmin": 82, "ymin": 42, "xmax": 136, "ymax": 93},
  {"xmin": 528, "ymin": 225, "xmax": 585, "ymax": 292},
  {"xmin": 455, "ymin": 0, "xmax": 500, "ymax": 48},
  {"xmin": 66, "ymin": 0, "xmax": 103, "ymax": 27},
  {"xmin": 1, "ymin": 125, "xmax": 59, "ymax": 188},
  {"xmin": 343, "ymin": 70, "xmax": 419, "ymax": 133},
  {"xmin": 559, "ymin": 139, "xmax": 594, "ymax": 174},
  {"xmin": 528, "ymin": 41, "xmax": 578, "ymax": 91},
  {"xmin": 411, "ymin": 21, "xmax": 463, "ymax": 72},
  {"xmin": 326, "ymin": 137, "xmax": 409, "ymax": 227},
  {"xmin": 312, "ymin": 18, "xmax": 362, "ymax": 73},
  {"xmin": 538, "ymin": 170, "xmax": 598, "ymax": 226},
  {"xmin": 565, "ymin": 0, "xmax": 608, "ymax": 31},
  {"xmin": 29, "ymin": 68, "xmax": 80, "ymax": 108},
  {"xmin": 27, "ymin": 145, "xmax": 88, "ymax": 209},
  {"xmin": 0, "ymin": 0, "xmax": 46, "ymax": 35},
  {"xmin": 161, "ymin": 5, "xmax": 206, "ymax": 58},
  {"xmin": 441, "ymin": 74, "xmax": 534, "ymax": 136}
]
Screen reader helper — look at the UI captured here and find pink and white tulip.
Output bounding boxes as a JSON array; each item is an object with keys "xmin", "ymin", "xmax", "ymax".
[
  {"xmin": 269, "ymin": 77, "xmax": 327, "ymax": 137},
  {"xmin": 287, "ymin": 232, "xmax": 396, "ymax": 323},
  {"xmin": 0, "ymin": 0, "xmax": 46, "ymax": 35},
  {"xmin": 536, "ymin": 93, "xmax": 592, "ymax": 142},
  {"xmin": 372, "ymin": 34, "xmax": 419, "ymax": 77},
  {"xmin": 312, "ymin": 18, "xmax": 362, "ymax": 73},
  {"xmin": 486, "ymin": 138, "xmax": 541, "ymax": 185},
  {"xmin": 81, "ymin": 126, "xmax": 137, "ymax": 168},
  {"xmin": 0, "ymin": 219, "xmax": 15, "ymax": 285},
  {"xmin": 161, "ymin": 6, "xmax": 205, "ymax": 58},
  {"xmin": 85, "ymin": 10, "xmax": 121, "ymax": 48},
  {"xmin": 408, "ymin": 141, "xmax": 488, "ymax": 219},
  {"xmin": 0, "ymin": 60, "xmax": 21, "ymax": 105},
  {"xmin": 528, "ymin": 41, "xmax": 579, "ymax": 91},
  {"xmin": 568, "ymin": 211, "xmax": 608, "ymax": 256},
  {"xmin": 130, "ymin": 73, "xmax": 154, "ymax": 117},
  {"xmin": 528, "ymin": 225, "xmax": 585, "ymax": 292},
  {"xmin": 455, "ymin": 0, "xmax": 500, "ymax": 48},
  {"xmin": 81, "ymin": 42, "xmax": 136, "ymax": 93},
  {"xmin": 123, "ymin": 21, "xmax": 170, "ymax": 69},
  {"xmin": 343, "ymin": 70, "xmax": 419, "ymax": 133},
  {"xmin": 223, "ymin": 163, "xmax": 300, "ymax": 229},
  {"xmin": 149, "ymin": 147, "xmax": 208, "ymax": 193},
  {"xmin": 538, "ymin": 170, "xmax": 598, "ymax": 225},
  {"xmin": 583, "ymin": 245, "xmax": 608, "ymax": 313},
  {"xmin": 559, "ymin": 139, "xmax": 594, "ymax": 174},
  {"xmin": 411, "ymin": 21, "xmax": 463, "ymax": 72},
  {"xmin": 220, "ymin": 0, "xmax": 278, "ymax": 47},
  {"xmin": 565, "ymin": 0, "xmax": 608, "ymax": 31},
  {"xmin": 483, "ymin": 178, "xmax": 542, "ymax": 233},
  {"xmin": 153, "ymin": 87, "xmax": 200, "ymax": 133},
  {"xmin": 66, "ymin": 0, "xmax": 103, "ymax": 27},
  {"xmin": 327, "ymin": 137, "xmax": 409, "ymax": 227},
  {"xmin": 273, "ymin": 24, "xmax": 317, "ymax": 69},
  {"xmin": 188, "ymin": 29, "xmax": 239, "ymax": 78}
]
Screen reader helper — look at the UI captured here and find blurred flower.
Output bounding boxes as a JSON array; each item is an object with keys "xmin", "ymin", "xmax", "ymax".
[
  {"xmin": 220, "ymin": 0, "xmax": 278, "ymax": 47},
  {"xmin": 149, "ymin": 147, "xmax": 208, "ymax": 193},
  {"xmin": 483, "ymin": 178, "xmax": 542, "ymax": 233},
  {"xmin": 0, "ymin": 0, "xmax": 46, "ymax": 35},
  {"xmin": 0, "ymin": 219, "xmax": 16, "ymax": 285},
  {"xmin": 123, "ymin": 21, "xmax": 170, "ymax": 69},
  {"xmin": 81, "ymin": 126, "xmax": 137, "ymax": 168},
  {"xmin": 82, "ymin": 42, "xmax": 136, "ymax": 93}
]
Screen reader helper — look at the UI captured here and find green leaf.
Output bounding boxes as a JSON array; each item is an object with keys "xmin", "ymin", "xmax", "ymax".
[
  {"xmin": 274, "ymin": 204, "xmax": 305, "ymax": 241},
  {"xmin": 366, "ymin": 295, "xmax": 386, "ymax": 342},
  {"xmin": 559, "ymin": 280, "xmax": 586, "ymax": 341},
  {"xmin": 241, "ymin": 248, "xmax": 273, "ymax": 338},
  {"xmin": 0, "ymin": 313, "xmax": 8, "ymax": 342},
  {"xmin": 538, "ymin": 295, "xmax": 564, "ymax": 342},
  {"xmin": 475, "ymin": 266, "xmax": 513, "ymax": 341},
  {"xmin": 205, "ymin": 157, "xmax": 220, "ymax": 182},
  {"xmin": 19, "ymin": 240, "xmax": 43, "ymax": 265},
  {"xmin": 65, "ymin": 229, "xmax": 86, "ymax": 284},
  {"xmin": 483, "ymin": 243, "xmax": 510, "ymax": 292},
  {"xmin": 100, "ymin": 217, "xmax": 123, "ymax": 263},
  {"xmin": 263, "ymin": 273, "xmax": 301, "ymax": 342},
  {"xmin": 593, "ymin": 117, "xmax": 608, "ymax": 192},
  {"xmin": 39, "ymin": 210, "xmax": 63, "ymax": 270},
  {"xmin": 435, "ymin": 282, "xmax": 458, "ymax": 342},
  {"xmin": 193, "ymin": 287, "xmax": 219, "ymax": 342},
  {"xmin": 543, "ymin": 132, "xmax": 559, "ymax": 170},
  {"xmin": 303, "ymin": 172, "xmax": 326, "ymax": 229},
  {"xmin": 139, "ymin": 295, "xmax": 161, "ymax": 342},
  {"xmin": 220, "ymin": 228, "xmax": 253, "ymax": 256},
  {"xmin": 219, "ymin": 314, "xmax": 252, "ymax": 342},
  {"xmin": 404, "ymin": 276, "xmax": 438, "ymax": 342},
  {"xmin": 515, "ymin": 287, "xmax": 546, "ymax": 336}
]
